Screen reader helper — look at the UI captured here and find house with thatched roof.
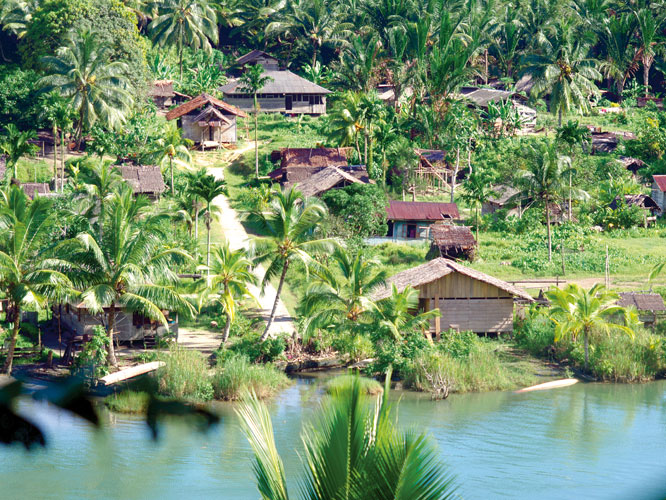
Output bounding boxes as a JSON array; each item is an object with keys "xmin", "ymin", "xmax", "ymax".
[
  {"xmin": 221, "ymin": 51, "xmax": 331, "ymax": 115},
  {"xmin": 114, "ymin": 164, "xmax": 166, "ymax": 199},
  {"xmin": 427, "ymin": 224, "xmax": 477, "ymax": 261},
  {"xmin": 267, "ymin": 147, "xmax": 362, "ymax": 186},
  {"xmin": 482, "ymin": 184, "xmax": 520, "ymax": 216},
  {"xmin": 617, "ymin": 292, "xmax": 666, "ymax": 326},
  {"xmin": 458, "ymin": 87, "xmax": 536, "ymax": 131},
  {"xmin": 386, "ymin": 201, "xmax": 459, "ymax": 240},
  {"xmin": 165, "ymin": 93, "xmax": 247, "ymax": 147},
  {"xmin": 650, "ymin": 175, "xmax": 666, "ymax": 213},
  {"xmin": 149, "ymin": 80, "xmax": 190, "ymax": 109},
  {"xmin": 295, "ymin": 166, "xmax": 372, "ymax": 197},
  {"xmin": 609, "ymin": 194, "xmax": 661, "ymax": 224},
  {"xmin": 617, "ymin": 156, "xmax": 647, "ymax": 175},
  {"xmin": 370, "ymin": 257, "xmax": 533, "ymax": 336}
]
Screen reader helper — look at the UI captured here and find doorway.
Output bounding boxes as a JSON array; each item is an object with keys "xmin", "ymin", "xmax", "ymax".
[{"xmin": 285, "ymin": 95, "xmax": 293, "ymax": 110}]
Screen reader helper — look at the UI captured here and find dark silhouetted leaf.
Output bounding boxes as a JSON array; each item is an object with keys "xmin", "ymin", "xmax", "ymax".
[
  {"xmin": 146, "ymin": 396, "xmax": 219, "ymax": 440},
  {"xmin": 0, "ymin": 405, "xmax": 46, "ymax": 450}
]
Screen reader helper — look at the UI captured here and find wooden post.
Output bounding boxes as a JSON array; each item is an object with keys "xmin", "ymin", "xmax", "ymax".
[
  {"xmin": 605, "ymin": 246, "xmax": 610, "ymax": 288},
  {"xmin": 434, "ymin": 293, "xmax": 441, "ymax": 340}
]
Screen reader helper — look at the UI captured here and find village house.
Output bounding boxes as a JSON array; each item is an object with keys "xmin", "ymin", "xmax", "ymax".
[
  {"xmin": 148, "ymin": 79, "xmax": 190, "ymax": 110},
  {"xmin": 165, "ymin": 93, "xmax": 247, "ymax": 147},
  {"xmin": 295, "ymin": 166, "xmax": 372, "ymax": 197},
  {"xmin": 617, "ymin": 292, "xmax": 666, "ymax": 327},
  {"xmin": 650, "ymin": 175, "xmax": 666, "ymax": 213},
  {"xmin": 268, "ymin": 147, "xmax": 368, "ymax": 186},
  {"xmin": 427, "ymin": 224, "xmax": 477, "ymax": 261},
  {"xmin": 385, "ymin": 201, "xmax": 459, "ymax": 240},
  {"xmin": 616, "ymin": 156, "xmax": 647, "ymax": 176},
  {"xmin": 458, "ymin": 87, "xmax": 537, "ymax": 131},
  {"xmin": 370, "ymin": 257, "xmax": 534, "ymax": 337},
  {"xmin": 481, "ymin": 184, "xmax": 520, "ymax": 216},
  {"xmin": 220, "ymin": 50, "xmax": 331, "ymax": 115},
  {"xmin": 59, "ymin": 302, "xmax": 178, "ymax": 343},
  {"xmin": 609, "ymin": 194, "xmax": 661, "ymax": 225},
  {"xmin": 412, "ymin": 149, "xmax": 466, "ymax": 196},
  {"xmin": 115, "ymin": 164, "xmax": 166, "ymax": 199}
]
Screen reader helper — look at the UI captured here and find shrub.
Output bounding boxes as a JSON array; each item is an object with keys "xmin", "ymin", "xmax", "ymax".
[
  {"xmin": 514, "ymin": 313, "xmax": 556, "ymax": 357},
  {"xmin": 105, "ymin": 390, "xmax": 150, "ymax": 414},
  {"xmin": 326, "ymin": 374, "xmax": 382, "ymax": 396},
  {"xmin": 368, "ymin": 330, "xmax": 432, "ymax": 376},
  {"xmin": 332, "ymin": 333, "xmax": 375, "ymax": 363},
  {"xmin": 223, "ymin": 332, "xmax": 287, "ymax": 363},
  {"xmin": 73, "ymin": 325, "xmax": 109, "ymax": 380},
  {"xmin": 157, "ymin": 346, "xmax": 214, "ymax": 401},
  {"xmin": 211, "ymin": 354, "xmax": 290, "ymax": 400}
]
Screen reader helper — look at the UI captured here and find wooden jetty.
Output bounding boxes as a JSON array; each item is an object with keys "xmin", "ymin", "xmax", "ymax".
[
  {"xmin": 515, "ymin": 378, "xmax": 579, "ymax": 393},
  {"xmin": 99, "ymin": 361, "xmax": 165, "ymax": 386}
]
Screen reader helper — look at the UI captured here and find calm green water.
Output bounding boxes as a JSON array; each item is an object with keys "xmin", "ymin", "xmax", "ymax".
[{"xmin": 2, "ymin": 376, "xmax": 666, "ymax": 499}]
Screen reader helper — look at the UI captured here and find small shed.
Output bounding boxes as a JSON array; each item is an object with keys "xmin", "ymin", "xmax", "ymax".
[
  {"xmin": 115, "ymin": 164, "xmax": 166, "ymax": 199},
  {"xmin": 295, "ymin": 166, "xmax": 372, "ymax": 197},
  {"xmin": 650, "ymin": 175, "xmax": 666, "ymax": 212},
  {"xmin": 268, "ymin": 147, "xmax": 353, "ymax": 185},
  {"xmin": 165, "ymin": 93, "xmax": 247, "ymax": 146},
  {"xmin": 386, "ymin": 201, "xmax": 459, "ymax": 239},
  {"xmin": 609, "ymin": 194, "xmax": 661, "ymax": 218},
  {"xmin": 617, "ymin": 292, "xmax": 666, "ymax": 326},
  {"xmin": 617, "ymin": 156, "xmax": 647, "ymax": 175},
  {"xmin": 427, "ymin": 224, "xmax": 477, "ymax": 261},
  {"xmin": 149, "ymin": 80, "xmax": 190, "ymax": 109},
  {"xmin": 482, "ymin": 184, "xmax": 520, "ymax": 216},
  {"xmin": 458, "ymin": 87, "xmax": 536, "ymax": 131},
  {"xmin": 234, "ymin": 50, "xmax": 280, "ymax": 71},
  {"xmin": 370, "ymin": 257, "xmax": 533, "ymax": 336}
]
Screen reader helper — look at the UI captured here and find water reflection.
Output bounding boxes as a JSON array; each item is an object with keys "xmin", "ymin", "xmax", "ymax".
[{"xmin": 1, "ymin": 379, "xmax": 665, "ymax": 500}]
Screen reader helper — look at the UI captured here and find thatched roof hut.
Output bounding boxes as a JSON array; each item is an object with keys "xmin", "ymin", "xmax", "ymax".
[
  {"xmin": 617, "ymin": 291, "xmax": 666, "ymax": 326},
  {"xmin": 609, "ymin": 194, "xmax": 661, "ymax": 215},
  {"xmin": 296, "ymin": 166, "xmax": 372, "ymax": 197},
  {"xmin": 268, "ymin": 147, "xmax": 355, "ymax": 185},
  {"xmin": 427, "ymin": 224, "xmax": 477, "ymax": 261},
  {"xmin": 115, "ymin": 165, "xmax": 166, "ymax": 197},
  {"xmin": 617, "ymin": 156, "xmax": 647, "ymax": 174}
]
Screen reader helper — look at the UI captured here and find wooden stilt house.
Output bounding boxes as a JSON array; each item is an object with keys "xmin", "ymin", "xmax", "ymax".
[{"xmin": 370, "ymin": 258, "xmax": 533, "ymax": 336}]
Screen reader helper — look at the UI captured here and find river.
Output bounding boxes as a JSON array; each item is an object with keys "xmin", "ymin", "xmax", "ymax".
[{"xmin": 1, "ymin": 376, "xmax": 666, "ymax": 499}]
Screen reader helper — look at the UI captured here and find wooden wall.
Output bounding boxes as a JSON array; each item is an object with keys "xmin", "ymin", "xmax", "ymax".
[
  {"xmin": 181, "ymin": 115, "xmax": 237, "ymax": 144},
  {"xmin": 418, "ymin": 271, "xmax": 515, "ymax": 333},
  {"xmin": 225, "ymin": 95, "xmax": 327, "ymax": 115}
]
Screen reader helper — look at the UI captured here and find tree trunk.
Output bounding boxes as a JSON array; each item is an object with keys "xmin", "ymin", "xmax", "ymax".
[
  {"xmin": 260, "ymin": 261, "xmax": 289, "ymax": 341},
  {"xmin": 107, "ymin": 304, "xmax": 118, "ymax": 367},
  {"xmin": 476, "ymin": 203, "xmax": 480, "ymax": 243},
  {"xmin": 206, "ymin": 208, "xmax": 211, "ymax": 276},
  {"xmin": 545, "ymin": 195, "xmax": 552, "ymax": 262},
  {"xmin": 254, "ymin": 94, "xmax": 259, "ymax": 178},
  {"xmin": 178, "ymin": 25, "xmax": 184, "ymax": 82},
  {"xmin": 222, "ymin": 313, "xmax": 232, "ymax": 343},
  {"xmin": 364, "ymin": 132, "xmax": 368, "ymax": 168},
  {"xmin": 484, "ymin": 49, "xmax": 489, "ymax": 85},
  {"xmin": 583, "ymin": 327, "xmax": 589, "ymax": 372},
  {"xmin": 52, "ymin": 125, "xmax": 58, "ymax": 185},
  {"xmin": 60, "ymin": 129, "xmax": 66, "ymax": 192},
  {"xmin": 644, "ymin": 56, "xmax": 651, "ymax": 98},
  {"xmin": 568, "ymin": 171, "xmax": 572, "ymax": 221},
  {"xmin": 558, "ymin": 107, "xmax": 562, "ymax": 127},
  {"xmin": 450, "ymin": 147, "xmax": 460, "ymax": 203},
  {"xmin": 1, "ymin": 303, "xmax": 21, "ymax": 375},
  {"xmin": 170, "ymin": 156, "xmax": 174, "ymax": 195}
]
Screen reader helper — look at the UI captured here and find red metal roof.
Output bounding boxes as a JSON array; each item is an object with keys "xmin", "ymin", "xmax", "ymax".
[
  {"xmin": 386, "ymin": 201, "xmax": 459, "ymax": 221},
  {"xmin": 653, "ymin": 175, "xmax": 666, "ymax": 192}
]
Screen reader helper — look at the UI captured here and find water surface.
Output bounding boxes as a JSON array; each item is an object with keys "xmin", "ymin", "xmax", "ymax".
[{"xmin": 2, "ymin": 376, "xmax": 665, "ymax": 499}]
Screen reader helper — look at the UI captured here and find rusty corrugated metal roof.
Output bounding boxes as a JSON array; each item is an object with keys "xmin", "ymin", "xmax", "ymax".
[
  {"xmin": 653, "ymin": 175, "xmax": 666, "ymax": 192},
  {"xmin": 386, "ymin": 201, "xmax": 459, "ymax": 221}
]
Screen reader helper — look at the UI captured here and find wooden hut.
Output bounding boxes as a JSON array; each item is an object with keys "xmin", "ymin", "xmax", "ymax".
[
  {"xmin": 267, "ymin": 147, "xmax": 357, "ymax": 186},
  {"xmin": 482, "ymin": 184, "xmax": 520, "ymax": 216},
  {"xmin": 386, "ymin": 201, "xmax": 459, "ymax": 240},
  {"xmin": 115, "ymin": 164, "xmax": 166, "ymax": 199},
  {"xmin": 149, "ymin": 80, "xmax": 190, "ymax": 109},
  {"xmin": 609, "ymin": 194, "xmax": 661, "ymax": 225},
  {"xmin": 295, "ymin": 166, "xmax": 372, "ymax": 197},
  {"xmin": 617, "ymin": 292, "xmax": 666, "ymax": 326},
  {"xmin": 370, "ymin": 257, "xmax": 533, "ymax": 336},
  {"xmin": 413, "ymin": 149, "xmax": 457, "ymax": 195},
  {"xmin": 165, "ymin": 93, "xmax": 247, "ymax": 147},
  {"xmin": 458, "ymin": 87, "xmax": 537, "ymax": 131},
  {"xmin": 651, "ymin": 175, "xmax": 666, "ymax": 213},
  {"xmin": 616, "ymin": 156, "xmax": 647, "ymax": 175},
  {"xmin": 427, "ymin": 224, "xmax": 477, "ymax": 261}
]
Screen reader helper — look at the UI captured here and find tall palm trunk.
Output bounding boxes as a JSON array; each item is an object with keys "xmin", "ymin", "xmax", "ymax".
[
  {"xmin": 2, "ymin": 303, "xmax": 21, "ymax": 375},
  {"xmin": 643, "ymin": 56, "xmax": 652, "ymax": 98},
  {"xmin": 558, "ymin": 107, "xmax": 562, "ymax": 127},
  {"xmin": 170, "ymin": 156, "xmax": 174, "ymax": 195},
  {"xmin": 583, "ymin": 325, "xmax": 590, "ymax": 371},
  {"xmin": 475, "ymin": 203, "xmax": 480, "ymax": 242},
  {"xmin": 107, "ymin": 303, "xmax": 118, "ymax": 367},
  {"xmin": 545, "ymin": 194, "xmax": 552, "ymax": 262},
  {"xmin": 261, "ymin": 261, "xmax": 289, "ymax": 341},
  {"xmin": 254, "ymin": 93, "xmax": 259, "ymax": 178},
  {"xmin": 178, "ymin": 23, "xmax": 184, "ymax": 81},
  {"xmin": 206, "ymin": 206, "xmax": 211, "ymax": 277},
  {"xmin": 60, "ymin": 129, "xmax": 66, "ymax": 192},
  {"xmin": 52, "ymin": 125, "xmax": 58, "ymax": 185},
  {"xmin": 450, "ymin": 147, "xmax": 460, "ymax": 203},
  {"xmin": 222, "ymin": 313, "xmax": 232, "ymax": 343}
]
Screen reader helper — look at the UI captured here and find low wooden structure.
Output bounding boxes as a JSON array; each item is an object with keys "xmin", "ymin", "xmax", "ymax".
[
  {"xmin": 296, "ymin": 166, "xmax": 372, "ymax": 197},
  {"xmin": 99, "ymin": 361, "xmax": 166, "ymax": 386},
  {"xmin": 609, "ymin": 194, "xmax": 661, "ymax": 225},
  {"xmin": 370, "ymin": 257, "xmax": 533, "ymax": 336},
  {"xmin": 617, "ymin": 292, "xmax": 666, "ymax": 326},
  {"xmin": 427, "ymin": 224, "xmax": 477, "ymax": 261},
  {"xmin": 386, "ymin": 201, "xmax": 459, "ymax": 240},
  {"xmin": 20, "ymin": 182, "xmax": 54, "ymax": 199},
  {"xmin": 268, "ymin": 147, "xmax": 358, "ymax": 186},
  {"xmin": 617, "ymin": 156, "xmax": 647, "ymax": 175},
  {"xmin": 482, "ymin": 184, "xmax": 520, "ymax": 216},
  {"xmin": 458, "ymin": 87, "xmax": 537, "ymax": 131},
  {"xmin": 651, "ymin": 175, "xmax": 666, "ymax": 213},
  {"xmin": 115, "ymin": 164, "xmax": 166, "ymax": 199},
  {"xmin": 59, "ymin": 303, "xmax": 178, "ymax": 342},
  {"xmin": 166, "ymin": 93, "xmax": 247, "ymax": 146},
  {"xmin": 413, "ymin": 149, "xmax": 458, "ymax": 195}
]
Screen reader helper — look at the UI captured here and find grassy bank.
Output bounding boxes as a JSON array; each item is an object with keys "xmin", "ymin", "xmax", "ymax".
[{"xmin": 212, "ymin": 354, "xmax": 290, "ymax": 400}]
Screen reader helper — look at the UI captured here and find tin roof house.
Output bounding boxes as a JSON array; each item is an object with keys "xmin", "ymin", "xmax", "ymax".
[{"xmin": 385, "ymin": 201, "xmax": 459, "ymax": 240}]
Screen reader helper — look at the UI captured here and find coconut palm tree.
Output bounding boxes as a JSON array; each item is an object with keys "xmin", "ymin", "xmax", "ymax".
[
  {"xmin": 597, "ymin": 14, "xmax": 639, "ymax": 100},
  {"xmin": 39, "ymin": 91, "xmax": 68, "ymax": 189},
  {"xmin": 238, "ymin": 64, "xmax": 274, "ymax": 179},
  {"xmin": 61, "ymin": 187, "xmax": 192, "ymax": 366},
  {"xmin": 189, "ymin": 173, "xmax": 227, "ymax": 273},
  {"xmin": 199, "ymin": 241, "xmax": 257, "ymax": 343},
  {"xmin": 154, "ymin": 122, "xmax": 192, "ymax": 195},
  {"xmin": 511, "ymin": 142, "xmax": 572, "ymax": 262},
  {"xmin": 633, "ymin": 7, "xmax": 665, "ymax": 98},
  {"xmin": 325, "ymin": 91, "xmax": 364, "ymax": 160},
  {"xmin": 546, "ymin": 283, "xmax": 635, "ymax": 371},
  {"xmin": 301, "ymin": 247, "xmax": 387, "ymax": 339},
  {"xmin": 522, "ymin": 21, "xmax": 601, "ymax": 125},
  {"xmin": 237, "ymin": 375, "xmax": 457, "ymax": 500},
  {"xmin": 78, "ymin": 160, "xmax": 123, "ymax": 242},
  {"xmin": 460, "ymin": 168, "xmax": 496, "ymax": 243},
  {"xmin": 38, "ymin": 30, "xmax": 132, "ymax": 146},
  {"xmin": 249, "ymin": 188, "xmax": 337, "ymax": 341},
  {"xmin": 148, "ymin": 0, "xmax": 219, "ymax": 81},
  {"xmin": 373, "ymin": 285, "xmax": 439, "ymax": 341},
  {"xmin": 0, "ymin": 124, "xmax": 37, "ymax": 182},
  {"xmin": 0, "ymin": 186, "xmax": 74, "ymax": 374}
]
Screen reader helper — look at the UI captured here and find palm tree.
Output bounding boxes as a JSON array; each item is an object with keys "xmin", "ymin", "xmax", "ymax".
[
  {"xmin": 238, "ymin": 65, "xmax": 273, "ymax": 178},
  {"xmin": 556, "ymin": 121, "xmax": 590, "ymax": 220},
  {"xmin": 155, "ymin": 122, "xmax": 192, "ymax": 195},
  {"xmin": 633, "ymin": 7, "xmax": 665, "ymax": 98},
  {"xmin": 546, "ymin": 283, "xmax": 635, "ymax": 371},
  {"xmin": 237, "ymin": 375, "xmax": 457, "ymax": 500},
  {"xmin": 61, "ymin": 187, "xmax": 192, "ymax": 366},
  {"xmin": 522, "ymin": 21, "xmax": 601, "ymax": 125},
  {"xmin": 0, "ymin": 124, "xmax": 37, "ymax": 182},
  {"xmin": 78, "ymin": 160, "xmax": 123, "ymax": 242},
  {"xmin": 512, "ymin": 142, "xmax": 572, "ymax": 262},
  {"xmin": 39, "ymin": 91, "xmax": 69, "ymax": 190},
  {"xmin": 38, "ymin": 30, "xmax": 132, "ymax": 146},
  {"xmin": 301, "ymin": 247, "xmax": 387, "ymax": 339},
  {"xmin": 597, "ymin": 14, "xmax": 639, "ymax": 100},
  {"xmin": 249, "ymin": 188, "xmax": 337, "ymax": 341},
  {"xmin": 200, "ymin": 241, "xmax": 257, "ymax": 343},
  {"xmin": 0, "ymin": 186, "xmax": 73, "ymax": 374},
  {"xmin": 373, "ymin": 285, "xmax": 439, "ymax": 341},
  {"xmin": 325, "ymin": 91, "xmax": 364, "ymax": 160},
  {"xmin": 148, "ymin": 0, "xmax": 219, "ymax": 81},
  {"xmin": 460, "ymin": 168, "xmax": 496, "ymax": 243},
  {"xmin": 189, "ymin": 173, "xmax": 226, "ymax": 273}
]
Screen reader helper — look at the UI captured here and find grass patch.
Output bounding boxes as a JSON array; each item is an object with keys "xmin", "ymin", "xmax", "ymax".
[
  {"xmin": 15, "ymin": 157, "xmax": 54, "ymax": 183},
  {"xmin": 326, "ymin": 374, "xmax": 383, "ymax": 396},
  {"xmin": 211, "ymin": 354, "xmax": 290, "ymax": 400},
  {"xmin": 156, "ymin": 346, "xmax": 214, "ymax": 401},
  {"xmin": 105, "ymin": 390, "xmax": 150, "ymax": 414}
]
